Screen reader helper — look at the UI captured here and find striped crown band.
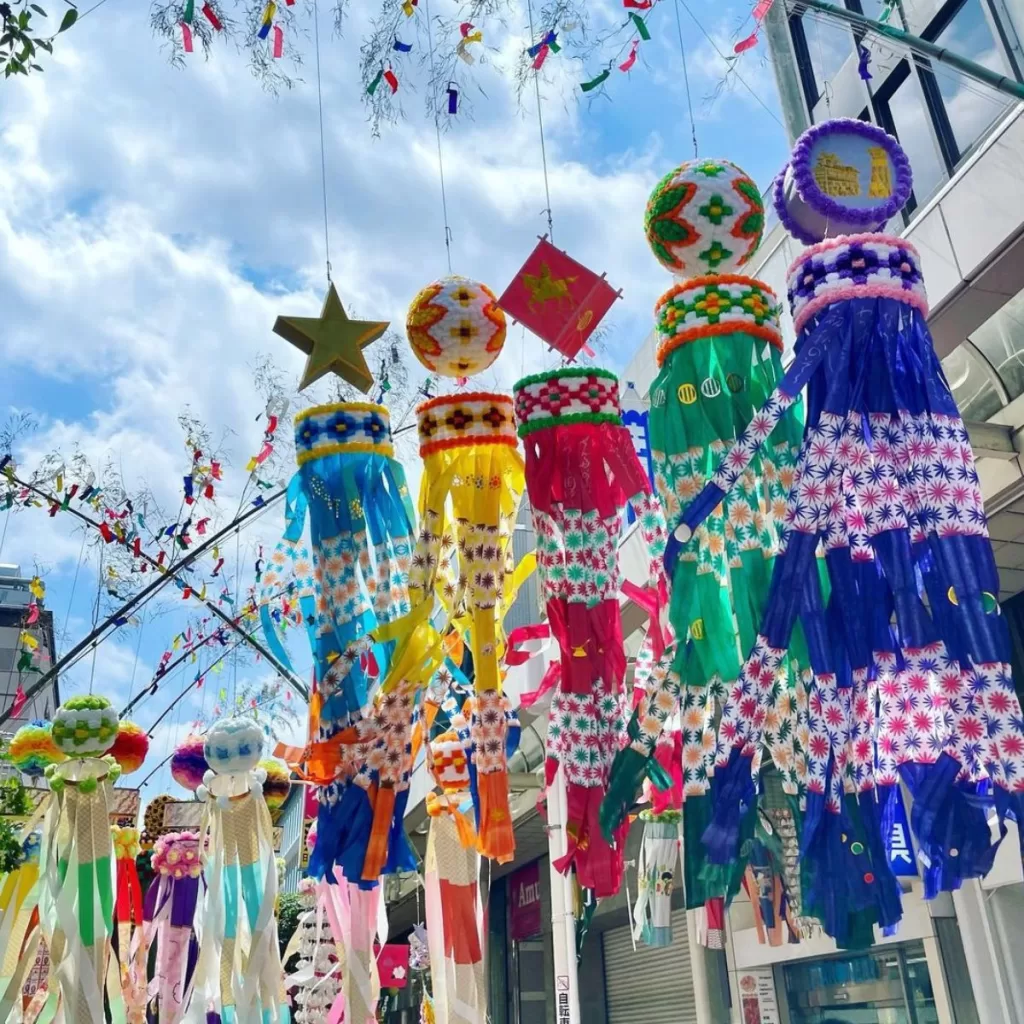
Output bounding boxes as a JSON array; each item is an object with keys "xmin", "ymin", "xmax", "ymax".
[
  {"xmin": 654, "ymin": 274, "xmax": 783, "ymax": 367},
  {"xmin": 294, "ymin": 402, "xmax": 394, "ymax": 466},
  {"xmin": 513, "ymin": 366, "xmax": 622, "ymax": 437},
  {"xmin": 417, "ymin": 392, "xmax": 518, "ymax": 456},
  {"xmin": 787, "ymin": 233, "xmax": 928, "ymax": 335}
]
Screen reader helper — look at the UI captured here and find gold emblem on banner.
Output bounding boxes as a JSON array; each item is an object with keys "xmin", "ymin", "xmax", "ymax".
[
  {"xmin": 690, "ymin": 618, "xmax": 705, "ymax": 640},
  {"xmin": 678, "ymin": 383, "xmax": 697, "ymax": 405}
]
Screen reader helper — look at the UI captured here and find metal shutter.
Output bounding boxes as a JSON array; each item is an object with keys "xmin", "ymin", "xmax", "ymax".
[{"xmin": 603, "ymin": 909, "xmax": 698, "ymax": 1024}]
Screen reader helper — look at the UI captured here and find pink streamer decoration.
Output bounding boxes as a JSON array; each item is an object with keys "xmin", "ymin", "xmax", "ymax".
[
  {"xmin": 272, "ymin": 24, "xmax": 283, "ymax": 57},
  {"xmin": 751, "ymin": 0, "xmax": 774, "ymax": 19},
  {"xmin": 619, "ymin": 40, "xmax": 639, "ymax": 71},
  {"xmin": 181, "ymin": 22, "xmax": 194, "ymax": 52},
  {"xmin": 25, "ymin": 602, "xmax": 39, "ymax": 626},
  {"xmin": 531, "ymin": 44, "xmax": 549, "ymax": 70}
]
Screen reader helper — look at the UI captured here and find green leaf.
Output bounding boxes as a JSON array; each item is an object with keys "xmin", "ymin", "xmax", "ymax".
[
  {"xmin": 30, "ymin": 4, "xmax": 47, "ymax": 14},
  {"xmin": 36, "ymin": 37, "xmax": 52, "ymax": 51},
  {"xmin": 652, "ymin": 217, "xmax": 694, "ymax": 243},
  {"xmin": 30, "ymin": 62, "xmax": 42, "ymax": 69},
  {"xmin": 18, "ymin": 9, "xmax": 30, "ymax": 28},
  {"xmin": 58, "ymin": 7, "xmax": 76, "ymax": 31}
]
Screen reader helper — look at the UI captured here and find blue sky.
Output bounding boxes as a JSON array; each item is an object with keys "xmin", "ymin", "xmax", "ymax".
[{"xmin": 0, "ymin": 0, "xmax": 792, "ymax": 800}]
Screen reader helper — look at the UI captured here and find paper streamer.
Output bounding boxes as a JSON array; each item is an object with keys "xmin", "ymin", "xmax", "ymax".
[{"xmin": 273, "ymin": 24, "xmax": 283, "ymax": 57}]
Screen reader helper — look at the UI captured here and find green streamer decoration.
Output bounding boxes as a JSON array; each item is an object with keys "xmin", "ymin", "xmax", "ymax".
[
  {"xmin": 183, "ymin": 0, "xmax": 195, "ymax": 23},
  {"xmin": 367, "ymin": 68, "xmax": 384, "ymax": 95},
  {"xmin": 630, "ymin": 12, "xmax": 651, "ymax": 40},
  {"xmin": 580, "ymin": 68, "xmax": 611, "ymax": 92}
]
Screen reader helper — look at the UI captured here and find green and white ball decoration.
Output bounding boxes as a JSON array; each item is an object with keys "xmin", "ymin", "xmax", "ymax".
[
  {"xmin": 644, "ymin": 158, "xmax": 765, "ymax": 278},
  {"xmin": 51, "ymin": 695, "xmax": 120, "ymax": 757}
]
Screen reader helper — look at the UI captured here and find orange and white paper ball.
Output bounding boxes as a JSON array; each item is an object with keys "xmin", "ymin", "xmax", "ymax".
[{"xmin": 406, "ymin": 275, "xmax": 507, "ymax": 378}]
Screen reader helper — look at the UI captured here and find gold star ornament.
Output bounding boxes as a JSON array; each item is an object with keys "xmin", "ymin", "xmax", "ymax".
[{"xmin": 273, "ymin": 282, "xmax": 389, "ymax": 394}]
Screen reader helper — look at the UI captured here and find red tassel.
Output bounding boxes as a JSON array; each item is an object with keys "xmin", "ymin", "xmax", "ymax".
[
  {"xmin": 623, "ymin": 0, "xmax": 652, "ymax": 7},
  {"xmin": 272, "ymin": 24, "xmax": 283, "ymax": 57},
  {"xmin": 48, "ymin": 502, "xmax": 59, "ymax": 518},
  {"xmin": 181, "ymin": 22, "xmax": 194, "ymax": 52},
  {"xmin": 383, "ymin": 68, "xmax": 399, "ymax": 93},
  {"xmin": 201, "ymin": 2, "xmax": 223, "ymax": 29},
  {"xmin": 204, "ymin": 482, "xmax": 214, "ymax": 499},
  {"xmin": 197, "ymin": 517, "xmax": 210, "ymax": 534},
  {"xmin": 531, "ymin": 44, "xmax": 549, "ymax": 70},
  {"xmin": 619, "ymin": 39, "xmax": 639, "ymax": 71},
  {"xmin": 99, "ymin": 522, "xmax": 115, "ymax": 543},
  {"xmin": 133, "ymin": 537, "xmax": 142, "ymax": 557},
  {"xmin": 183, "ymin": 587, "xmax": 192, "ymax": 600}
]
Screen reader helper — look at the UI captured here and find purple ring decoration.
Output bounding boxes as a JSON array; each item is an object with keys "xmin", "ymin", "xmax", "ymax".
[{"xmin": 773, "ymin": 118, "xmax": 913, "ymax": 245}]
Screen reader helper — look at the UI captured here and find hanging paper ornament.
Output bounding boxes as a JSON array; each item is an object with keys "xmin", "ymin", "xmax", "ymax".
[
  {"xmin": 424, "ymin": 730, "xmax": 486, "ymax": 1021},
  {"xmin": 142, "ymin": 794, "xmax": 174, "ymax": 848},
  {"xmin": 108, "ymin": 719, "xmax": 149, "ymax": 774},
  {"xmin": 259, "ymin": 757, "xmax": 292, "ymax": 812},
  {"xmin": 0, "ymin": 827, "xmax": 44, "ymax": 1012},
  {"xmin": 51, "ymin": 694, "xmax": 119, "ymax": 756},
  {"xmin": 273, "ymin": 282, "xmax": 389, "ymax": 394},
  {"xmin": 171, "ymin": 734, "xmax": 209, "ymax": 792},
  {"xmin": 147, "ymin": 831, "xmax": 204, "ymax": 1023},
  {"xmin": 669, "ymin": 121, "xmax": 1024, "ymax": 944},
  {"xmin": 513, "ymin": 367, "xmax": 677, "ymax": 897},
  {"xmin": 497, "ymin": 238, "xmax": 619, "ymax": 362},
  {"xmin": 406, "ymin": 275, "xmax": 507, "ymax": 378},
  {"xmin": 632, "ymin": 809, "xmax": 681, "ymax": 947},
  {"xmin": 260, "ymin": 401, "xmax": 414, "ymax": 884},
  {"xmin": 111, "ymin": 826, "xmax": 147, "ymax": 1018},
  {"xmin": 40, "ymin": 733, "xmax": 126, "ymax": 1020},
  {"xmin": 287, "ymin": 881, "xmax": 344, "ymax": 1023},
  {"xmin": 186, "ymin": 719, "xmax": 287, "ymax": 1022},
  {"xmin": 398, "ymin": 391, "xmax": 528, "ymax": 863},
  {"xmin": 773, "ymin": 118, "xmax": 911, "ymax": 245},
  {"xmin": 644, "ymin": 158, "xmax": 765, "ymax": 276},
  {"xmin": 8, "ymin": 719, "xmax": 65, "ymax": 776}
]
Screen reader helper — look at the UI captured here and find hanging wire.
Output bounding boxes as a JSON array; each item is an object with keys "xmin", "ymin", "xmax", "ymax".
[
  {"xmin": 674, "ymin": 0, "xmax": 699, "ymax": 158},
  {"xmin": 313, "ymin": 0, "xmax": 333, "ymax": 283},
  {"xmin": 424, "ymin": 0, "xmax": 454, "ymax": 274},
  {"xmin": 678, "ymin": 0, "xmax": 785, "ymax": 127},
  {"xmin": 0, "ymin": 506, "xmax": 9, "ymax": 564},
  {"xmin": 88, "ymin": 545, "xmax": 104, "ymax": 695},
  {"xmin": 526, "ymin": 0, "xmax": 555, "ymax": 242},
  {"xmin": 60, "ymin": 532, "xmax": 88, "ymax": 650}
]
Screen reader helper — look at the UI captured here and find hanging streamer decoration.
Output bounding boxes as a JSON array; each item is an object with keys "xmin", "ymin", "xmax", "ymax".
[
  {"xmin": 513, "ymin": 366, "xmax": 677, "ymax": 898},
  {"xmin": 145, "ymin": 831, "xmax": 204, "ymax": 1024},
  {"xmin": 40, "ymin": 696, "xmax": 125, "ymax": 1023},
  {"xmin": 392, "ymin": 391, "xmax": 529, "ymax": 864},
  {"xmin": 185, "ymin": 718, "xmax": 287, "ymax": 1022},
  {"xmin": 261, "ymin": 401, "xmax": 414, "ymax": 884},
  {"xmin": 604, "ymin": 157, "xmax": 813, "ymax": 921},
  {"xmin": 669, "ymin": 119, "xmax": 1024, "ymax": 945}
]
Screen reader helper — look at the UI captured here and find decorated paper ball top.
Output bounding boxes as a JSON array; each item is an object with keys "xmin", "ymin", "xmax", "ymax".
[
  {"xmin": 773, "ymin": 118, "xmax": 912, "ymax": 245},
  {"xmin": 429, "ymin": 731, "xmax": 470, "ymax": 794},
  {"xmin": 112, "ymin": 826, "xmax": 141, "ymax": 861},
  {"xmin": 108, "ymin": 720, "xmax": 149, "ymax": 774},
  {"xmin": 171, "ymin": 734, "xmax": 210, "ymax": 793},
  {"xmin": 52, "ymin": 695, "xmax": 120, "ymax": 756},
  {"xmin": 644, "ymin": 158, "xmax": 764, "ymax": 277},
  {"xmin": 406, "ymin": 275, "xmax": 507, "ymax": 378},
  {"xmin": 152, "ymin": 831, "xmax": 203, "ymax": 880},
  {"xmin": 8, "ymin": 720, "xmax": 65, "ymax": 776},
  {"xmin": 203, "ymin": 717, "xmax": 264, "ymax": 775},
  {"xmin": 259, "ymin": 757, "xmax": 292, "ymax": 811}
]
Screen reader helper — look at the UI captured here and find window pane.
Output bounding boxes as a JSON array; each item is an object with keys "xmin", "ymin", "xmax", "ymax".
[
  {"xmin": 968, "ymin": 286, "xmax": 1024, "ymax": 401},
  {"xmin": 942, "ymin": 344, "xmax": 1003, "ymax": 420},
  {"xmin": 883, "ymin": 67, "xmax": 947, "ymax": 206},
  {"xmin": 802, "ymin": 12, "xmax": 855, "ymax": 102},
  {"xmin": 933, "ymin": 0, "xmax": 1013, "ymax": 156}
]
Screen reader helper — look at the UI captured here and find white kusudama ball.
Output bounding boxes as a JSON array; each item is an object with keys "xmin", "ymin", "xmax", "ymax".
[{"xmin": 203, "ymin": 717, "xmax": 264, "ymax": 775}]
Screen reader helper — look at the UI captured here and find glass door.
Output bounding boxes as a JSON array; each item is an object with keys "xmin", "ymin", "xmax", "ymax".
[{"xmin": 512, "ymin": 938, "xmax": 548, "ymax": 1024}]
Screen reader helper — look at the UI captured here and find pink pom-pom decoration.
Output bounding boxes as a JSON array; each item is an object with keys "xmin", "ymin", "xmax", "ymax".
[
  {"xmin": 259, "ymin": 758, "xmax": 291, "ymax": 811},
  {"xmin": 8, "ymin": 721, "xmax": 65, "ymax": 777},
  {"xmin": 171, "ymin": 735, "xmax": 209, "ymax": 793},
  {"xmin": 108, "ymin": 720, "xmax": 149, "ymax": 774},
  {"xmin": 152, "ymin": 831, "xmax": 203, "ymax": 880}
]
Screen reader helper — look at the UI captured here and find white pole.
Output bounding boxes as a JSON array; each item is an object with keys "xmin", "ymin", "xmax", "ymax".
[{"xmin": 546, "ymin": 764, "xmax": 581, "ymax": 1024}]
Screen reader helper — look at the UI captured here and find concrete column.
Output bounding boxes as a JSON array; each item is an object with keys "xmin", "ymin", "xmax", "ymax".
[{"xmin": 951, "ymin": 880, "xmax": 1014, "ymax": 1023}]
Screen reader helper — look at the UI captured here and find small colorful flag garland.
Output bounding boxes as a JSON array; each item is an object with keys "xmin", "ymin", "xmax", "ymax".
[
  {"xmin": 579, "ymin": 3, "xmax": 655, "ymax": 92},
  {"xmin": 733, "ymin": 0, "xmax": 775, "ymax": 53}
]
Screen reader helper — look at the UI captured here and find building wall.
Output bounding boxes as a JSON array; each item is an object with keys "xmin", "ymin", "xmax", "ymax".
[{"xmin": 0, "ymin": 565, "xmax": 59, "ymax": 732}]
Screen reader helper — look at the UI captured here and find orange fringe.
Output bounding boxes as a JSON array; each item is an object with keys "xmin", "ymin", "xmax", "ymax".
[
  {"xmin": 476, "ymin": 770, "xmax": 515, "ymax": 864},
  {"xmin": 362, "ymin": 782, "xmax": 396, "ymax": 881}
]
